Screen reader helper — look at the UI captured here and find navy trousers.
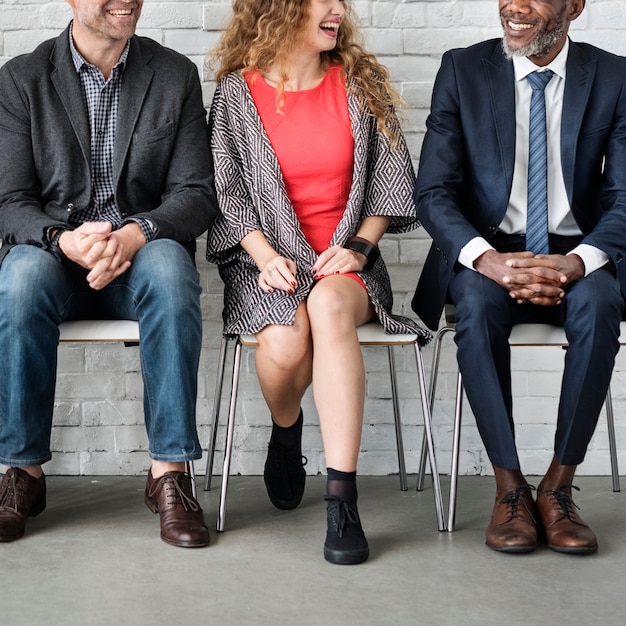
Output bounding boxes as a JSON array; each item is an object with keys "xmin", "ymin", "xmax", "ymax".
[{"xmin": 448, "ymin": 235, "xmax": 623, "ymax": 470}]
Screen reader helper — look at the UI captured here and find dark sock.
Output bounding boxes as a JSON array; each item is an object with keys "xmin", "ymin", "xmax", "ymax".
[
  {"xmin": 270, "ymin": 409, "xmax": 303, "ymax": 450},
  {"xmin": 326, "ymin": 467, "xmax": 358, "ymax": 504}
]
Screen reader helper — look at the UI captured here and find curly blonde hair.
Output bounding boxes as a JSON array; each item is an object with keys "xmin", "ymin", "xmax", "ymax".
[{"xmin": 209, "ymin": 0, "xmax": 403, "ymax": 140}]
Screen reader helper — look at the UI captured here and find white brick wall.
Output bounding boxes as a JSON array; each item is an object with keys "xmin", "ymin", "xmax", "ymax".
[{"xmin": 1, "ymin": 0, "xmax": 625, "ymax": 478}]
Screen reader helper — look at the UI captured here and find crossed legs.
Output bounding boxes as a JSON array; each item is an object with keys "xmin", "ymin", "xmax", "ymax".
[
  {"xmin": 255, "ymin": 276, "xmax": 373, "ymax": 470},
  {"xmin": 255, "ymin": 275, "xmax": 374, "ymax": 563}
]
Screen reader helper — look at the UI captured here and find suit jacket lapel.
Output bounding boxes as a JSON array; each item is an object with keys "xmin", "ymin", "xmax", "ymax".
[
  {"xmin": 114, "ymin": 37, "xmax": 154, "ymax": 183},
  {"xmin": 50, "ymin": 28, "xmax": 91, "ymax": 168},
  {"xmin": 561, "ymin": 42, "xmax": 595, "ymax": 203},
  {"xmin": 483, "ymin": 47, "xmax": 516, "ymax": 210}
]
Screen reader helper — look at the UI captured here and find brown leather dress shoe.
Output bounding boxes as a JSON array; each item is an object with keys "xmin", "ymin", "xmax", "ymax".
[
  {"xmin": 145, "ymin": 470, "xmax": 209, "ymax": 548},
  {"xmin": 485, "ymin": 484, "xmax": 537, "ymax": 553},
  {"xmin": 0, "ymin": 467, "xmax": 47, "ymax": 542},
  {"xmin": 536, "ymin": 485, "xmax": 598, "ymax": 554}
]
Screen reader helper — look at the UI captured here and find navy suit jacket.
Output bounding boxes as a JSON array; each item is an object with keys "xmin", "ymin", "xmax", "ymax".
[
  {"xmin": 412, "ymin": 38, "xmax": 626, "ymax": 331},
  {"xmin": 0, "ymin": 25, "xmax": 217, "ymax": 265}
]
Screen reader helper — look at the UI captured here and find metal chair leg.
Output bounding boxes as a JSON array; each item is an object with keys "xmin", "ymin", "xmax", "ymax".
[
  {"xmin": 447, "ymin": 371, "xmax": 464, "ymax": 532},
  {"xmin": 388, "ymin": 346, "xmax": 408, "ymax": 491},
  {"xmin": 604, "ymin": 385, "xmax": 621, "ymax": 492},
  {"xmin": 217, "ymin": 338, "xmax": 243, "ymax": 532},
  {"xmin": 186, "ymin": 460, "xmax": 197, "ymax": 498},
  {"xmin": 417, "ymin": 326, "xmax": 455, "ymax": 491},
  {"xmin": 414, "ymin": 344, "xmax": 446, "ymax": 531},
  {"xmin": 203, "ymin": 335, "xmax": 229, "ymax": 491}
]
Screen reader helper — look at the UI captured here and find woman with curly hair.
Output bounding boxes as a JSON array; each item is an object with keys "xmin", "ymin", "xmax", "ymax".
[{"xmin": 207, "ymin": 0, "xmax": 429, "ymax": 565}]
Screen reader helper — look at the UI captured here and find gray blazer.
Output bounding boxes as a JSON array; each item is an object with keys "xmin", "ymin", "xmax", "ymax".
[{"xmin": 0, "ymin": 25, "xmax": 216, "ymax": 264}]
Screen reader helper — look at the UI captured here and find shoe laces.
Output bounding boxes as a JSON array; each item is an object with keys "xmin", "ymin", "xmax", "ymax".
[
  {"xmin": 150, "ymin": 473, "xmax": 200, "ymax": 512},
  {"xmin": 0, "ymin": 468, "xmax": 30, "ymax": 512},
  {"xmin": 0, "ymin": 471, "xmax": 18, "ymax": 511},
  {"xmin": 267, "ymin": 441, "xmax": 307, "ymax": 487},
  {"xmin": 268, "ymin": 441, "xmax": 308, "ymax": 468},
  {"xmin": 324, "ymin": 496, "xmax": 360, "ymax": 538},
  {"xmin": 498, "ymin": 484, "xmax": 536, "ymax": 524},
  {"xmin": 543, "ymin": 484, "xmax": 581, "ymax": 520}
]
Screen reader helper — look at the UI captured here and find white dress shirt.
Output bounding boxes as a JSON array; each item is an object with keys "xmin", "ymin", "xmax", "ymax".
[{"xmin": 458, "ymin": 39, "xmax": 608, "ymax": 274}]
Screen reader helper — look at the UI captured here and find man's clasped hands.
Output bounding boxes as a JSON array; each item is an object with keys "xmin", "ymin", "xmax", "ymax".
[{"xmin": 475, "ymin": 250, "xmax": 585, "ymax": 306}]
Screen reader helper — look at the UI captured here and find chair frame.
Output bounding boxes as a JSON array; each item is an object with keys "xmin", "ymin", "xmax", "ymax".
[
  {"xmin": 417, "ymin": 305, "xmax": 622, "ymax": 531},
  {"xmin": 203, "ymin": 323, "xmax": 446, "ymax": 532},
  {"xmin": 58, "ymin": 320, "xmax": 196, "ymax": 494}
]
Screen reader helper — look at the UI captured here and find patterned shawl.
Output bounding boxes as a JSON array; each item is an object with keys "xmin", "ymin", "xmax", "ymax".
[{"xmin": 206, "ymin": 71, "xmax": 430, "ymax": 344}]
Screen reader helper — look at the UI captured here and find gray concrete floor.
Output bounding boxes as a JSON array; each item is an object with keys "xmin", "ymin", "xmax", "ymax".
[{"xmin": 1, "ymin": 475, "xmax": 624, "ymax": 626}]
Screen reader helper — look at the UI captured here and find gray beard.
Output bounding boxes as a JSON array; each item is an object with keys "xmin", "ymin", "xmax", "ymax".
[{"xmin": 502, "ymin": 20, "xmax": 565, "ymax": 60}]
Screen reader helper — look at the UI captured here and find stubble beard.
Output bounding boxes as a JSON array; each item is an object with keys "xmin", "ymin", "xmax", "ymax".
[{"xmin": 502, "ymin": 16, "xmax": 566, "ymax": 61}]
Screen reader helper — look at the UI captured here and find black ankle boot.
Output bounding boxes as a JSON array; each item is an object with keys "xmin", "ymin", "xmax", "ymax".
[
  {"xmin": 323, "ymin": 495, "xmax": 369, "ymax": 565},
  {"xmin": 263, "ymin": 412, "xmax": 307, "ymax": 510}
]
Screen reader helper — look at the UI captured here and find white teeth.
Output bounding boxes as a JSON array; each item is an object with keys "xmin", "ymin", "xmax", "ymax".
[
  {"xmin": 320, "ymin": 22, "xmax": 339, "ymax": 31},
  {"xmin": 109, "ymin": 9, "xmax": 132, "ymax": 16},
  {"xmin": 508, "ymin": 21, "xmax": 533, "ymax": 31}
]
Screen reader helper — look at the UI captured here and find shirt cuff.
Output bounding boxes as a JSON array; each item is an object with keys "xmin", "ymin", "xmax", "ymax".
[
  {"xmin": 568, "ymin": 244, "xmax": 609, "ymax": 276},
  {"xmin": 458, "ymin": 237, "xmax": 495, "ymax": 270},
  {"xmin": 123, "ymin": 217, "xmax": 158, "ymax": 242}
]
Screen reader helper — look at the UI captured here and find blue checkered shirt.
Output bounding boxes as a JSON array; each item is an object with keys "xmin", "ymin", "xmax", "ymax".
[{"xmin": 67, "ymin": 26, "xmax": 156, "ymax": 241}]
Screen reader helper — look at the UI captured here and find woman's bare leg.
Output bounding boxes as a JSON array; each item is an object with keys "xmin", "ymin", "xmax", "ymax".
[
  {"xmin": 255, "ymin": 303, "xmax": 313, "ymax": 427},
  {"xmin": 306, "ymin": 276, "xmax": 373, "ymax": 471},
  {"xmin": 255, "ymin": 304, "xmax": 313, "ymax": 509}
]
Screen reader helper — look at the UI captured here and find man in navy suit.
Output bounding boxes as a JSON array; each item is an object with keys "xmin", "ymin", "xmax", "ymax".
[{"xmin": 413, "ymin": 0, "xmax": 626, "ymax": 553}]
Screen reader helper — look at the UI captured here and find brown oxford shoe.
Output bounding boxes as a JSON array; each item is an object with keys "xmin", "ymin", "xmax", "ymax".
[
  {"xmin": 145, "ymin": 470, "xmax": 209, "ymax": 548},
  {"xmin": 536, "ymin": 485, "xmax": 598, "ymax": 554},
  {"xmin": 0, "ymin": 467, "xmax": 47, "ymax": 542},
  {"xmin": 485, "ymin": 484, "xmax": 538, "ymax": 553}
]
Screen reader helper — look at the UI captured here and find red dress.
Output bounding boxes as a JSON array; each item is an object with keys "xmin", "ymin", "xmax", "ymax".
[{"xmin": 247, "ymin": 66, "xmax": 364, "ymax": 285}]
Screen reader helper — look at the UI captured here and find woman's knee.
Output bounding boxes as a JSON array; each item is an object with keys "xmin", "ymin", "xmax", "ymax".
[
  {"xmin": 306, "ymin": 278, "xmax": 368, "ymax": 332},
  {"xmin": 256, "ymin": 320, "xmax": 312, "ymax": 369}
]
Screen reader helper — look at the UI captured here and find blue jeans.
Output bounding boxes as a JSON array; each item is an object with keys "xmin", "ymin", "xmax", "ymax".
[{"xmin": 0, "ymin": 241, "xmax": 203, "ymax": 466}]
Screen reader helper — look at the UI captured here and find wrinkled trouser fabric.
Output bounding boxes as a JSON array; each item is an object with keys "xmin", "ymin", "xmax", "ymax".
[
  {"xmin": 449, "ymin": 237, "xmax": 623, "ymax": 470},
  {"xmin": 0, "ymin": 240, "xmax": 203, "ymax": 466}
]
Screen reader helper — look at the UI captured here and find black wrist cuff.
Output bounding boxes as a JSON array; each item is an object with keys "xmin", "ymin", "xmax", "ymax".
[{"xmin": 343, "ymin": 236, "xmax": 380, "ymax": 271}]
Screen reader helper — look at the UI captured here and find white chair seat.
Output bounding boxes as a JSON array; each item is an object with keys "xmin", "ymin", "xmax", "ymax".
[
  {"xmin": 240, "ymin": 322, "xmax": 421, "ymax": 347},
  {"xmin": 509, "ymin": 322, "xmax": 626, "ymax": 346},
  {"xmin": 59, "ymin": 319, "xmax": 140, "ymax": 342}
]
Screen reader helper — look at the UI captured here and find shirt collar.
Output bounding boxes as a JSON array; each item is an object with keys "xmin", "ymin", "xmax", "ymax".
[
  {"xmin": 68, "ymin": 21, "xmax": 130, "ymax": 74},
  {"xmin": 512, "ymin": 37, "xmax": 569, "ymax": 82}
]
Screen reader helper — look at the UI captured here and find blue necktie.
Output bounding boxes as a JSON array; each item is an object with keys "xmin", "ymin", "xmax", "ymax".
[{"xmin": 526, "ymin": 70, "xmax": 554, "ymax": 255}]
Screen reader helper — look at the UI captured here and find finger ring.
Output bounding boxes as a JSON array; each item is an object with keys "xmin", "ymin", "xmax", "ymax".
[{"xmin": 267, "ymin": 267, "xmax": 274, "ymax": 277}]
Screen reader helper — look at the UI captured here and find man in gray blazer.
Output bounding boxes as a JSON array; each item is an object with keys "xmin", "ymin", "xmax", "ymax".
[{"xmin": 0, "ymin": 1, "xmax": 216, "ymax": 547}]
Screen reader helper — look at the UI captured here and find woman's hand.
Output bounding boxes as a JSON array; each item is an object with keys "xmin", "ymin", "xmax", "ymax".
[
  {"xmin": 313, "ymin": 245, "xmax": 367, "ymax": 278},
  {"xmin": 259, "ymin": 255, "xmax": 298, "ymax": 293}
]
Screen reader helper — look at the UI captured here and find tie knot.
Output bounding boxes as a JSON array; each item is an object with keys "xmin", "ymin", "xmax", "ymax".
[{"xmin": 527, "ymin": 70, "xmax": 554, "ymax": 92}]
